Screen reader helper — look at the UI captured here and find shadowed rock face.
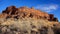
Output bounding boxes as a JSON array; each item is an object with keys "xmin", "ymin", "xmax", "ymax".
[
  {"xmin": 48, "ymin": 14, "xmax": 58, "ymax": 22},
  {"xmin": 0, "ymin": 6, "xmax": 60, "ymax": 34}
]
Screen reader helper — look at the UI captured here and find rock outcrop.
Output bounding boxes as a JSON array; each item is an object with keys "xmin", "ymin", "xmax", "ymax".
[
  {"xmin": 0, "ymin": 6, "xmax": 60, "ymax": 34},
  {"xmin": 1, "ymin": 6, "xmax": 58, "ymax": 22}
]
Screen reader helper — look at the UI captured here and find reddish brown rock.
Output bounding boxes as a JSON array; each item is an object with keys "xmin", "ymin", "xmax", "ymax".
[
  {"xmin": 48, "ymin": 14, "xmax": 58, "ymax": 22},
  {"xmin": 48, "ymin": 14, "xmax": 54, "ymax": 21},
  {"xmin": 0, "ymin": 13, "xmax": 7, "ymax": 18},
  {"xmin": 1, "ymin": 6, "xmax": 58, "ymax": 22}
]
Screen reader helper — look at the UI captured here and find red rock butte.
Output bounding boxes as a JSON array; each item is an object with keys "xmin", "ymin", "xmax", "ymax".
[{"xmin": 0, "ymin": 6, "xmax": 58, "ymax": 22}]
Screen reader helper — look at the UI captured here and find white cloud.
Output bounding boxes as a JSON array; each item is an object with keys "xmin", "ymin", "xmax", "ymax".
[{"xmin": 35, "ymin": 4, "xmax": 59, "ymax": 12}]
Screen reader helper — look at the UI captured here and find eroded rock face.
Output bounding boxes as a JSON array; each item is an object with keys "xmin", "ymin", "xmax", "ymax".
[
  {"xmin": 1, "ymin": 6, "xmax": 58, "ymax": 22},
  {"xmin": 48, "ymin": 14, "xmax": 58, "ymax": 22}
]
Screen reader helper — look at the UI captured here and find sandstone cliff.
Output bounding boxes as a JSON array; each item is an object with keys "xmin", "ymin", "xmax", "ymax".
[{"xmin": 0, "ymin": 6, "xmax": 60, "ymax": 34}]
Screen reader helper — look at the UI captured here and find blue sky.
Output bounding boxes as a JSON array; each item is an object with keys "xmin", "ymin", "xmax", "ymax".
[{"xmin": 0, "ymin": 0, "xmax": 60, "ymax": 22}]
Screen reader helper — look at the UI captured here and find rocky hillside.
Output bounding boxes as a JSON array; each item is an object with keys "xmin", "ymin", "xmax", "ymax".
[{"xmin": 0, "ymin": 6, "xmax": 60, "ymax": 34}]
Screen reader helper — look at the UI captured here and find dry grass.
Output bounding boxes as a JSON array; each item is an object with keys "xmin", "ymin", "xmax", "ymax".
[{"xmin": 0, "ymin": 18, "xmax": 59, "ymax": 34}]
